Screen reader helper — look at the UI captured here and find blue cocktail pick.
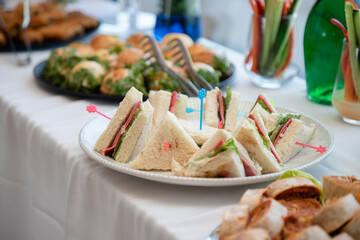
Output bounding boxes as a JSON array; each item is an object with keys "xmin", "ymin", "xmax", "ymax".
[
  {"xmin": 186, "ymin": 107, "xmax": 246, "ymax": 117},
  {"xmin": 186, "ymin": 107, "xmax": 201, "ymax": 113},
  {"xmin": 198, "ymin": 89, "xmax": 206, "ymax": 130}
]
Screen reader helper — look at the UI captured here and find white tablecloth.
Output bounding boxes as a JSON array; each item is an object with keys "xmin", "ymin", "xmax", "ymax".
[{"xmin": 0, "ymin": 38, "xmax": 359, "ymax": 240}]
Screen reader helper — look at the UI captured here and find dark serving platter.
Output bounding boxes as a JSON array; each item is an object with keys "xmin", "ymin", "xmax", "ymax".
[
  {"xmin": 34, "ymin": 60, "xmax": 236, "ymax": 102},
  {"xmin": 0, "ymin": 25, "xmax": 99, "ymax": 52}
]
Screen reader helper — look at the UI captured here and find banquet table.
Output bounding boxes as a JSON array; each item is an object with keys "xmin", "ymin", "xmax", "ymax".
[{"xmin": 0, "ymin": 35, "xmax": 359, "ymax": 240}]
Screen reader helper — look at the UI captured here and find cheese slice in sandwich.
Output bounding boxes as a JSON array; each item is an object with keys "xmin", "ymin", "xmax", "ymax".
[
  {"xmin": 204, "ymin": 87, "xmax": 240, "ymax": 130},
  {"xmin": 178, "ymin": 119, "xmax": 218, "ymax": 146},
  {"xmin": 149, "ymin": 90, "xmax": 188, "ymax": 131},
  {"xmin": 269, "ymin": 114, "xmax": 314, "ymax": 163},
  {"xmin": 232, "ymin": 112, "xmax": 282, "ymax": 174},
  {"xmin": 130, "ymin": 111, "xmax": 199, "ymax": 170},
  {"xmin": 94, "ymin": 87, "xmax": 154, "ymax": 163}
]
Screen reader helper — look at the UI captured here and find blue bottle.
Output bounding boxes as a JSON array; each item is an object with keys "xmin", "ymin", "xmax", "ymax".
[{"xmin": 154, "ymin": 0, "xmax": 202, "ymax": 42}]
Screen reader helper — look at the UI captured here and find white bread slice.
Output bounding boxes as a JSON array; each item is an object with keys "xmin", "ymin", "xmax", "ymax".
[
  {"xmin": 184, "ymin": 129, "xmax": 245, "ymax": 178},
  {"xmin": 249, "ymin": 103, "xmax": 278, "ymax": 132},
  {"xmin": 94, "ymin": 87, "xmax": 143, "ymax": 153},
  {"xmin": 274, "ymin": 119, "xmax": 315, "ymax": 163},
  {"xmin": 232, "ymin": 118, "xmax": 282, "ymax": 173},
  {"xmin": 224, "ymin": 90, "xmax": 240, "ymax": 131},
  {"xmin": 175, "ymin": 94, "xmax": 188, "ymax": 120},
  {"xmin": 190, "ymin": 129, "xmax": 231, "ymax": 160},
  {"xmin": 204, "ymin": 87, "xmax": 219, "ymax": 128},
  {"xmin": 114, "ymin": 100, "xmax": 154, "ymax": 163},
  {"xmin": 233, "ymin": 139, "xmax": 262, "ymax": 176},
  {"xmin": 184, "ymin": 146, "xmax": 245, "ymax": 178},
  {"xmin": 149, "ymin": 90, "xmax": 171, "ymax": 132},
  {"xmin": 179, "ymin": 119, "xmax": 217, "ymax": 146},
  {"xmin": 149, "ymin": 90, "xmax": 188, "ymax": 131},
  {"xmin": 130, "ymin": 112, "xmax": 199, "ymax": 170}
]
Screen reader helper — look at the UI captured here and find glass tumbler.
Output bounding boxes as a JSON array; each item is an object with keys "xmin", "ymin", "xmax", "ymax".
[
  {"xmin": 245, "ymin": 13, "xmax": 298, "ymax": 89},
  {"xmin": 331, "ymin": 40, "xmax": 360, "ymax": 125}
]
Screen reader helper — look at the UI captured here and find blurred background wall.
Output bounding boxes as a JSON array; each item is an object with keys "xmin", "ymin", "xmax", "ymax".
[{"xmin": 139, "ymin": 0, "xmax": 317, "ymax": 78}]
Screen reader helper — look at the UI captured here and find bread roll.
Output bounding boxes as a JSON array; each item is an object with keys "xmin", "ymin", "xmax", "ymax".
[
  {"xmin": 266, "ymin": 177, "xmax": 321, "ymax": 200},
  {"xmin": 286, "ymin": 225, "xmax": 330, "ymax": 240},
  {"xmin": 342, "ymin": 210, "xmax": 360, "ymax": 240},
  {"xmin": 323, "ymin": 176, "xmax": 360, "ymax": 203},
  {"xmin": 221, "ymin": 228, "xmax": 271, "ymax": 240},
  {"xmin": 312, "ymin": 194, "xmax": 360, "ymax": 233},
  {"xmin": 333, "ymin": 232, "xmax": 355, "ymax": 240},
  {"xmin": 248, "ymin": 199, "xmax": 287, "ymax": 238},
  {"xmin": 238, "ymin": 189, "xmax": 266, "ymax": 214},
  {"xmin": 219, "ymin": 205, "xmax": 249, "ymax": 240}
]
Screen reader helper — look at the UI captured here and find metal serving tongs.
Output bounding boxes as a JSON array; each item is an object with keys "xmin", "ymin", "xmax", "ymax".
[
  {"xmin": 137, "ymin": 35, "xmax": 199, "ymax": 97},
  {"xmin": 0, "ymin": 0, "xmax": 32, "ymax": 66},
  {"xmin": 166, "ymin": 38, "xmax": 213, "ymax": 91}
]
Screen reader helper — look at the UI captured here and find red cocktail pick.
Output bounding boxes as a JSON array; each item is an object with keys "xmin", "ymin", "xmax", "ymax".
[
  {"xmin": 296, "ymin": 142, "xmax": 327, "ymax": 154},
  {"xmin": 86, "ymin": 105, "xmax": 112, "ymax": 120}
]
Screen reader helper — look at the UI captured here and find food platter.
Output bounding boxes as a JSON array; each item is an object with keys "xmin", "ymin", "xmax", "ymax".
[
  {"xmin": 79, "ymin": 99, "xmax": 334, "ymax": 186},
  {"xmin": 0, "ymin": 25, "xmax": 99, "ymax": 52},
  {"xmin": 34, "ymin": 60, "xmax": 236, "ymax": 102},
  {"xmin": 34, "ymin": 60, "xmax": 125, "ymax": 101}
]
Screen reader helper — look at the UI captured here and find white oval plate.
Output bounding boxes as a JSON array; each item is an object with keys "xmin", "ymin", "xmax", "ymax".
[{"xmin": 79, "ymin": 99, "xmax": 334, "ymax": 187}]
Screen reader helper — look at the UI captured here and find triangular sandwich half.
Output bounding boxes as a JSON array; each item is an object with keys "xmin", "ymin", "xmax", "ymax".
[
  {"xmin": 232, "ymin": 112, "xmax": 282, "ymax": 174},
  {"xmin": 130, "ymin": 111, "xmax": 199, "ymax": 170}
]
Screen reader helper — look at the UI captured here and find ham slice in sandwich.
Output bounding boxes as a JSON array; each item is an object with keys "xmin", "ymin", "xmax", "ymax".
[{"xmin": 94, "ymin": 87, "xmax": 154, "ymax": 163}]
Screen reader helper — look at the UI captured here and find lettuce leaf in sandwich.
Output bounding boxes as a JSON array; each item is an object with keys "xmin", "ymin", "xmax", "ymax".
[{"xmin": 186, "ymin": 138, "xmax": 239, "ymax": 166}]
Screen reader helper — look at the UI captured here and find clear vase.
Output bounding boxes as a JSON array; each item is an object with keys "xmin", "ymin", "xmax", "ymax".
[
  {"xmin": 245, "ymin": 13, "xmax": 298, "ymax": 89},
  {"xmin": 331, "ymin": 39, "xmax": 360, "ymax": 125}
]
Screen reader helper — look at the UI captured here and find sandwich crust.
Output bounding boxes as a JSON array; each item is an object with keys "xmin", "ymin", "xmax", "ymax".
[
  {"xmin": 204, "ymin": 87, "xmax": 220, "ymax": 128},
  {"xmin": 224, "ymin": 90, "xmax": 240, "ymax": 131}
]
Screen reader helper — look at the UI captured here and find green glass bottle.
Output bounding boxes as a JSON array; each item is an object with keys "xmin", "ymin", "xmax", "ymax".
[{"xmin": 304, "ymin": 0, "xmax": 348, "ymax": 105}]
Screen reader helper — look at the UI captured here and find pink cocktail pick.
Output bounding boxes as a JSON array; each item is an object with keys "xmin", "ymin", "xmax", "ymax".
[
  {"xmin": 86, "ymin": 105, "xmax": 112, "ymax": 120},
  {"xmin": 163, "ymin": 140, "xmax": 170, "ymax": 152},
  {"xmin": 296, "ymin": 142, "xmax": 327, "ymax": 154}
]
